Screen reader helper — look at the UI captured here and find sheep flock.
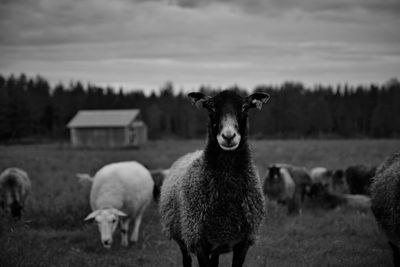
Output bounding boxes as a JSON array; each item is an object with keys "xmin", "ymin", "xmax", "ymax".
[{"xmin": 1, "ymin": 89, "xmax": 399, "ymax": 266}]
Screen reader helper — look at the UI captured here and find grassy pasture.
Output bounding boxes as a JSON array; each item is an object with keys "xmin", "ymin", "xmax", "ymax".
[{"xmin": 0, "ymin": 139, "xmax": 399, "ymax": 267}]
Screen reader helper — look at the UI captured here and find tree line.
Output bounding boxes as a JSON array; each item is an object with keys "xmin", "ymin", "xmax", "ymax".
[{"xmin": 0, "ymin": 73, "xmax": 399, "ymax": 142}]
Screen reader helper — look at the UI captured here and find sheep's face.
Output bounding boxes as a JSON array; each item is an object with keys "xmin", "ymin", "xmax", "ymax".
[
  {"xmin": 84, "ymin": 208, "xmax": 127, "ymax": 249},
  {"xmin": 188, "ymin": 90, "xmax": 269, "ymax": 151},
  {"xmin": 268, "ymin": 166, "xmax": 281, "ymax": 182},
  {"xmin": 264, "ymin": 166, "xmax": 285, "ymax": 199}
]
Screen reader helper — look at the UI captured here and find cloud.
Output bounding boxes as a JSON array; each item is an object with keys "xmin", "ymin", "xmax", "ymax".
[{"xmin": 0, "ymin": 0, "xmax": 399, "ymax": 90}]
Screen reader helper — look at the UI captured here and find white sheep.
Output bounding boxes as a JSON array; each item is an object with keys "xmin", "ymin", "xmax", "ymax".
[
  {"xmin": 0, "ymin": 167, "xmax": 31, "ymax": 219},
  {"xmin": 80, "ymin": 161, "xmax": 154, "ymax": 249}
]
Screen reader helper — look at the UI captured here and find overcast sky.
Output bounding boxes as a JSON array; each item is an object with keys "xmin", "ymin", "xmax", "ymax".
[{"xmin": 1, "ymin": 0, "xmax": 399, "ymax": 93}]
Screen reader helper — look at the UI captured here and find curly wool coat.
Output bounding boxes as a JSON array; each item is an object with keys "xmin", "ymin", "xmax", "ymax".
[
  {"xmin": 371, "ymin": 152, "xmax": 400, "ymax": 245},
  {"xmin": 159, "ymin": 150, "xmax": 265, "ymax": 254}
]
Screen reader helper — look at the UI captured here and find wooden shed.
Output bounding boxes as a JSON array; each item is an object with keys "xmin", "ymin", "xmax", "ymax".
[{"xmin": 67, "ymin": 109, "xmax": 147, "ymax": 148}]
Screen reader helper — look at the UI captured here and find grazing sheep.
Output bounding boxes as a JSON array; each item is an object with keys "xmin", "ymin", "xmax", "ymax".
[
  {"xmin": 150, "ymin": 169, "xmax": 169, "ymax": 202},
  {"xmin": 263, "ymin": 165, "xmax": 297, "ymax": 214},
  {"xmin": 263, "ymin": 164, "xmax": 311, "ymax": 214},
  {"xmin": 371, "ymin": 152, "xmax": 400, "ymax": 266},
  {"xmin": 0, "ymin": 167, "xmax": 31, "ymax": 219},
  {"xmin": 345, "ymin": 165, "xmax": 376, "ymax": 195},
  {"xmin": 159, "ymin": 90, "xmax": 268, "ymax": 267},
  {"xmin": 83, "ymin": 161, "xmax": 154, "ymax": 249}
]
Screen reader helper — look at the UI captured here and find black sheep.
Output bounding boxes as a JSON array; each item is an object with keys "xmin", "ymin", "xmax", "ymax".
[
  {"xmin": 159, "ymin": 90, "xmax": 268, "ymax": 267},
  {"xmin": 371, "ymin": 153, "xmax": 400, "ymax": 267}
]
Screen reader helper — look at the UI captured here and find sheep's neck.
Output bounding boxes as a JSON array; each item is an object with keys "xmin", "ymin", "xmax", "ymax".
[{"xmin": 204, "ymin": 137, "xmax": 251, "ymax": 172}]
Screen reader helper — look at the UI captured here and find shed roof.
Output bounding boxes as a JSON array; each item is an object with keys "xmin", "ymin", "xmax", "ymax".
[{"xmin": 67, "ymin": 109, "xmax": 141, "ymax": 128}]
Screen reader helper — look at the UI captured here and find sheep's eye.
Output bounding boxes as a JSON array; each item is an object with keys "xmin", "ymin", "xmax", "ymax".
[{"xmin": 112, "ymin": 219, "xmax": 116, "ymax": 223}]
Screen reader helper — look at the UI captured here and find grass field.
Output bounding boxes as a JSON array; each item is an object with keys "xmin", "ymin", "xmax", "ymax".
[{"xmin": 0, "ymin": 139, "xmax": 398, "ymax": 267}]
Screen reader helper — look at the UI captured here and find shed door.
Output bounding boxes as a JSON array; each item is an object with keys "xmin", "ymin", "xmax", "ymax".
[{"xmin": 128, "ymin": 126, "xmax": 137, "ymax": 146}]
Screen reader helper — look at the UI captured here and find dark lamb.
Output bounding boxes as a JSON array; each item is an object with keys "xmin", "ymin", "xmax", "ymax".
[{"xmin": 159, "ymin": 90, "xmax": 268, "ymax": 267}]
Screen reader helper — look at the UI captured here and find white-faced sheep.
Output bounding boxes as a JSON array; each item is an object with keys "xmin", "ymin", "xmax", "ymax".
[
  {"xmin": 0, "ymin": 167, "xmax": 31, "ymax": 219},
  {"xmin": 159, "ymin": 90, "xmax": 268, "ymax": 267},
  {"xmin": 81, "ymin": 161, "xmax": 154, "ymax": 249},
  {"xmin": 371, "ymin": 152, "xmax": 400, "ymax": 266}
]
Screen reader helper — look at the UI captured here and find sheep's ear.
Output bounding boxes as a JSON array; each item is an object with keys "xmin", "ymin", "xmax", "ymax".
[
  {"xmin": 188, "ymin": 92, "xmax": 211, "ymax": 110},
  {"xmin": 111, "ymin": 208, "xmax": 127, "ymax": 218},
  {"xmin": 243, "ymin": 92, "xmax": 270, "ymax": 111},
  {"xmin": 84, "ymin": 210, "xmax": 100, "ymax": 221}
]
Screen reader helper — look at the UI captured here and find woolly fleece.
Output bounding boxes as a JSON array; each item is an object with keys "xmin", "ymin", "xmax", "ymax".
[
  {"xmin": 159, "ymin": 150, "xmax": 265, "ymax": 253},
  {"xmin": 371, "ymin": 153, "xmax": 400, "ymax": 245}
]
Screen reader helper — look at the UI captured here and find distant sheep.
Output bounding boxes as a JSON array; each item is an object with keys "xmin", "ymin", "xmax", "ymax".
[
  {"xmin": 280, "ymin": 164, "xmax": 312, "ymax": 202},
  {"xmin": 81, "ymin": 161, "xmax": 154, "ymax": 249},
  {"xmin": 150, "ymin": 169, "xmax": 169, "ymax": 202},
  {"xmin": 345, "ymin": 165, "xmax": 376, "ymax": 195},
  {"xmin": 371, "ymin": 152, "xmax": 400, "ymax": 266},
  {"xmin": 263, "ymin": 165, "xmax": 297, "ymax": 214},
  {"xmin": 0, "ymin": 167, "xmax": 31, "ymax": 219},
  {"xmin": 263, "ymin": 163, "xmax": 312, "ymax": 215},
  {"xmin": 160, "ymin": 90, "xmax": 268, "ymax": 267}
]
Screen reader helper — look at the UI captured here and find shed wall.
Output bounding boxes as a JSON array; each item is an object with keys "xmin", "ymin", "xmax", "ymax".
[{"xmin": 71, "ymin": 127, "xmax": 126, "ymax": 148}]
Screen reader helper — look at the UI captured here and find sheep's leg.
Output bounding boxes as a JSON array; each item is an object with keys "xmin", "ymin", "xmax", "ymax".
[
  {"xmin": 196, "ymin": 248, "xmax": 211, "ymax": 267},
  {"xmin": 232, "ymin": 241, "xmax": 250, "ymax": 267},
  {"xmin": 177, "ymin": 241, "xmax": 192, "ymax": 267},
  {"xmin": 130, "ymin": 213, "xmax": 143, "ymax": 243},
  {"xmin": 210, "ymin": 253, "xmax": 219, "ymax": 267},
  {"xmin": 389, "ymin": 241, "xmax": 400, "ymax": 267},
  {"xmin": 120, "ymin": 218, "xmax": 130, "ymax": 247}
]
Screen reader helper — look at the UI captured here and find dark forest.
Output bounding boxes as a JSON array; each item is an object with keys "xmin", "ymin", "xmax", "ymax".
[{"xmin": 0, "ymin": 73, "xmax": 399, "ymax": 142}]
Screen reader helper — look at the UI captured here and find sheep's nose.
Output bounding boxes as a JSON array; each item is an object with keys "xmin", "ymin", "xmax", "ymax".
[
  {"xmin": 222, "ymin": 132, "xmax": 236, "ymax": 142},
  {"xmin": 103, "ymin": 240, "xmax": 111, "ymax": 247}
]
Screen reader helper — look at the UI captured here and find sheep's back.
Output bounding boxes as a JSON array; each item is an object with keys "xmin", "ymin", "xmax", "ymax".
[
  {"xmin": 90, "ymin": 161, "xmax": 154, "ymax": 215},
  {"xmin": 159, "ymin": 150, "xmax": 203, "ymax": 240},
  {"xmin": 310, "ymin": 167, "xmax": 330, "ymax": 185},
  {"xmin": 371, "ymin": 153, "xmax": 400, "ymax": 245}
]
